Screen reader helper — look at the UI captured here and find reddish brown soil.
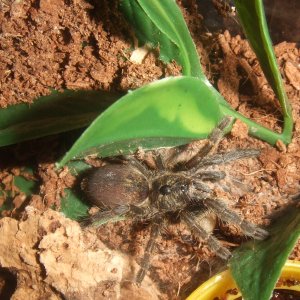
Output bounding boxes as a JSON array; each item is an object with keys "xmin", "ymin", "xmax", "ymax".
[
  {"xmin": 0, "ymin": 0, "xmax": 180, "ymax": 108},
  {"xmin": 0, "ymin": 0, "xmax": 300, "ymax": 299}
]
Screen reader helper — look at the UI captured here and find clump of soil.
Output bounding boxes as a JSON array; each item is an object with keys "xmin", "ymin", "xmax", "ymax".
[{"xmin": 0, "ymin": 0, "xmax": 300, "ymax": 299}]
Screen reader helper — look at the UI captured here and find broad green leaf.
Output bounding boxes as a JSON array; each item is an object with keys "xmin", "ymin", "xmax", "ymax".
[
  {"xmin": 120, "ymin": 0, "xmax": 292, "ymax": 146},
  {"xmin": 60, "ymin": 160, "xmax": 91, "ymax": 219},
  {"xmin": 0, "ymin": 90, "xmax": 121, "ymax": 147},
  {"xmin": 230, "ymin": 205, "xmax": 300, "ymax": 300},
  {"xmin": 67, "ymin": 160, "xmax": 92, "ymax": 176},
  {"xmin": 58, "ymin": 77, "xmax": 225, "ymax": 166},
  {"xmin": 61, "ymin": 189, "xmax": 89, "ymax": 220},
  {"xmin": 120, "ymin": 0, "xmax": 203, "ymax": 78},
  {"xmin": 234, "ymin": 0, "xmax": 293, "ymax": 143},
  {"xmin": 59, "ymin": 76, "xmax": 290, "ymax": 167}
]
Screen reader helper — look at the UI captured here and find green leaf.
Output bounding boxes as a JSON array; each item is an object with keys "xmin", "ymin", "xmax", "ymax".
[
  {"xmin": 234, "ymin": 0, "xmax": 293, "ymax": 143},
  {"xmin": 59, "ymin": 76, "xmax": 292, "ymax": 167},
  {"xmin": 120, "ymin": 0, "xmax": 203, "ymax": 78},
  {"xmin": 230, "ymin": 206, "xmax": 300, "ymax": 300},
  {"xmin": 58, "ymin": 76, "xmax": 225, "ymax": 166},
  {"xmin": 0, "ymin": 169, "xmax": 38, "ymax": 211},
  {"xmin": 120, "ymin": 0, "xmax": 292, "ymax": 146},
  {"xmin": 0, "ymin": 201, "xmax": 14, "ymax": 212},
  {"xmin": 0, "ymin": 90, "xmax": 121, "ymax": 147},
  {"xmin": 14, "ymin": 175, "xmax": 37, "ymax": 196},
  {"xmin": 60, "ymin": 161, "xmax": 127, "ymax": 223},
  {"xmin": 60, "ymin": 160, "xmax": 91, "ymax": 219},
  {"xmin": 61, "ymin": 189, "xmax": 89, "ymax": 220}
]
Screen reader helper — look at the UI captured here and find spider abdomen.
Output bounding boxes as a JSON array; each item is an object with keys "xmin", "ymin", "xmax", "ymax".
[{"xmin": 82, "ymin": 163, "xmax": 150, "ymax": 208}]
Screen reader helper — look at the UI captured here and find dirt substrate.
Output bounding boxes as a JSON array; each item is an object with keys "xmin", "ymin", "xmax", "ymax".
[{"xmin": 0, "ymin": 0, "xmax": 300, "ymax": 299}]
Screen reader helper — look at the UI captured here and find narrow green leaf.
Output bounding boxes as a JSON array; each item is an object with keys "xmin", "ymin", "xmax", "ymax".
[
  {"xmin": 234, "ymin": 0, "xmax": 293, "ymax": 143},
  {"xmin": 0, "ymin": 90, "xmax": 121, "ymax": 147},
  {"xmin": 58, "ymin": 77, "xmax": 225, "ymax": 166},
  {"xmin": 120, "ymin": 0, "xmax": 203, "ymax": 78},
  {"xmin": 230, "ymin": 206, "xmax": 300, "ymax": 300}
]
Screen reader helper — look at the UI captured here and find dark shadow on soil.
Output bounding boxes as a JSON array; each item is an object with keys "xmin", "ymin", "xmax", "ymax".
[
  {"xmin": 264, "ymin": 0, "xmax": 300, "ymax": 44},
  {"xmin": 0, "ymin": 268, "xmax": 17, "ymax": 300},
  {"xmin": 85, "ymin": 0, "xmax": 132, "ymax": 42},
  {"xmin": 0, "ymin": 129, "xmax": 83, "ymax": 169}
]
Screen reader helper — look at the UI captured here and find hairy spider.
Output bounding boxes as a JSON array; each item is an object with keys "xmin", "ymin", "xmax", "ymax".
[{"xmin": 81, "ymin": 117, "xmax": 269, "ymax": 284}]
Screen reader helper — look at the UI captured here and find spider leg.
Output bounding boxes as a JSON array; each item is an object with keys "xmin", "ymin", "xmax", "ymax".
[
  {"xmin": 121, "ymin": 155, "xmax": 152, "ymax": 177},
  {"xmin": 195, "ymin": 170, "xmax": 226, "ymax": 181},
  {"xmin": 160, "ymin": 117, "xmax": 232, "ymax": 170},
  {"xmin": 152, "ymin": 150, "xmax": 166, "ymax": 170},
  {"xmin": 124, "ymin": 151, "xmax": 168, "ymax": 174},
  {"xmin": 205, "ymin": 198, "xmax": 269, "ymax": 239},
  {"xmin": 182, "ymin": 210, "xmax": 232, "ymax": 260},
  {"xmin": 136, "ymin": 217, "xmax": 161, "ymax": 284},
  {"xmin": 190, "ymin": 148, "xmax": 260, "ymax": 172},
  {"xmin": 193, "ymin": 179, "xmax": 212, "ymax": 194},
  {"xmin": 176, "ymin": 116, "xmax": 233, "ymax": 170}
]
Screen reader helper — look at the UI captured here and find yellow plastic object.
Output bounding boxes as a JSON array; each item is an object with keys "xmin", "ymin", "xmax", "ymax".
[{"xmin": 187, "ymin": 260, "xmax": 300, "ymax": 300}]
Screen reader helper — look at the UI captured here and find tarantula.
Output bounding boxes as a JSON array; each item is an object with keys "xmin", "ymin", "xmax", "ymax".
[{"xmin": 81, "ymin": 117, "xmax": 269, "ymax": 284}]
